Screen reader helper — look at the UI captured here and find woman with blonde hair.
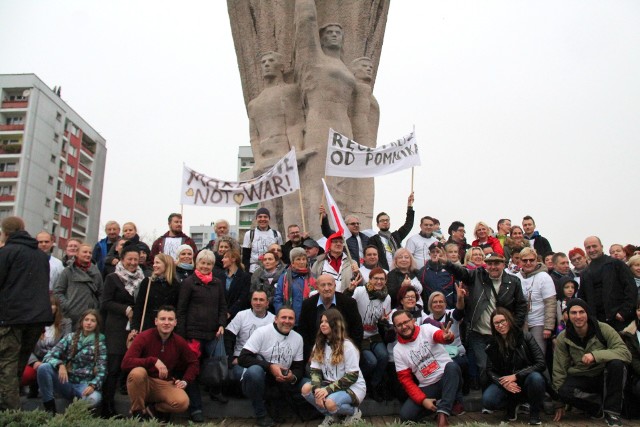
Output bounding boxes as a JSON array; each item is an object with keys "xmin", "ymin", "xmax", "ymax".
[
  {"xmin": 131, "ymin": 253, "xmax": 180, "ymax": 332},
  {"xmin": 471, "ymin": 221, "xmax": 503, "ymax": 255},
  {"xmin": 386, "ymin": 248, "xmax": 423, "ymax": 308},
  {"xmin": 464, "ymin": 246, "xmax": 486, "ymax": 270},
  {"xmin": 175, "ymin": 244, "xmax": 195, "ymax": 282},
  {"xmin": 301, "ymin": 309, "xmax": 365, "ymax": 425}
]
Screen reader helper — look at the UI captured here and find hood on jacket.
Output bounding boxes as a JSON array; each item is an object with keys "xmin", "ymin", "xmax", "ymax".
[
  {"xmin": 4, "ymin": 230, "xmax": 38, "ymax": 249},
  {"xmin": 520, "ymin": 262, "xmax": 548, "ymax": 279}
]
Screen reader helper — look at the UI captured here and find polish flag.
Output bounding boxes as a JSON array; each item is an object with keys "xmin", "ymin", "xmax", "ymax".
[{"xmin": 322, "ymin": 179, "xmax": 352, "ymax": 252}]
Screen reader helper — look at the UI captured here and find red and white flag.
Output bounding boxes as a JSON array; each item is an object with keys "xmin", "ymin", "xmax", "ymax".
[{"xmin": 322, "ymin": 178, "xmax": 351, "ymax": 252}]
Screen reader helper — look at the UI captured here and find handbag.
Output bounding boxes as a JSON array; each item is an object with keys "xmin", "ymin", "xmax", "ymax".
[
  {"xmin": 200, "ymin": 337, "xmax": 229, "ymax": 387},
  {"xmin": 126, "ymin": 278, "xmax": 153, "ymax": 349}
]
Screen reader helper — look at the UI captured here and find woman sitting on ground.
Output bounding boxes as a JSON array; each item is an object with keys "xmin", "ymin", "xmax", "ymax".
[
  {"xmin": 482, "ymin": 307, "xmax": 546, "ymax": 425},
  {"xmin": 301, "ymin": 309, "xmax": 365, "ymax": 426},
  {"xmin": 37, "ymin": 309, "xmax": 107, "ymax": 414}
]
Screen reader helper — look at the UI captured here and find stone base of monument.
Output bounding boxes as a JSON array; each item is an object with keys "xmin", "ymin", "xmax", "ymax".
[{"xmin": 21, "ymin": 389, "xmax": 556, "ymax": 420}]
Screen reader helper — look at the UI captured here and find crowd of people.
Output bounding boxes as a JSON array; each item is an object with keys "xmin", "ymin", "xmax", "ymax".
[{"xmin": 1, "ymin": 202, "xmax": 640, "ymax": 427}]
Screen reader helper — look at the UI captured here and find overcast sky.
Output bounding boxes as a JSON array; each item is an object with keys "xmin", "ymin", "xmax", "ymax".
[{"xmin": 1, "ymin": 1, "xmax": 639, "ymax": 254}]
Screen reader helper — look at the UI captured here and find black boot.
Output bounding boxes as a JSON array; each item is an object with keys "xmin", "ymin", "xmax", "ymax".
[{"xmin": 43, "ymin": 399, "xmax": 57, "ymax": 415}]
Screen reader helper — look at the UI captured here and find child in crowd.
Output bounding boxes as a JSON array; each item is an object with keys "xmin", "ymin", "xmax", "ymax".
[{"xmin": 555, "ymin": 278, "xmax": 577, "ymax": 336}]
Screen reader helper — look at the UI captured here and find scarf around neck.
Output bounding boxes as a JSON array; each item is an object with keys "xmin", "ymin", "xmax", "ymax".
[
  {"xmin": 282, "ymin": 267, "xmax": 316, "ymax": 306},
  {"xmin": 74, "ymin": 258, "xmax": 91, "ymax": 271},
  {"xmin": 366, "ymin": 281, "xmax": 389, "ymax": 301},
  {"xmin": 195, "ymin": 270, "xmax": 213, "ymax": 284},
  {"xmin": 115, "ymin": 262, "xmax": 145, "ymax": 296},
  {"xmin": 378, "ymin": 230, "xmax": 398, "ymax": 253}
]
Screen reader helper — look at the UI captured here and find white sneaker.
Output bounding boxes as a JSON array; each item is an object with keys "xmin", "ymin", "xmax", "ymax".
[
  {"xmin": 343, "ymin": 408, "xmax": 363, "ymax": 426},
  {"xmin": 319, "ymin": 414, "xmax": 340, "ymax": 426}
]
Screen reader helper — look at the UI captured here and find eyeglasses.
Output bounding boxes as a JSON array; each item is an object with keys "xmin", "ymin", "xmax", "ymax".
[
  {"xmin": 378, "ymin": 218, "xmax": 390, "ymax": 223},
  {"xmin": 456, "ymin": 229, "xmax": 466, "ymax": 233},
  {"xmin": 521, "ymin": 258, "xmax": 536, "ymax": 264},
  {"xmin": 371, "ymin": 277, "xmax": 386, "ymax": 282},
  {"xmin": 403, "ymin": 295, "xmax": 417, "ymax": 300},
  {"xmin": 394, "ymin": 319, "xmax": 413, "ymax": 329},
  {"xmin": 348, "ymin": 222, "xmax": 361, "ymax": 226},
  {"xmin": 493, "ymin": 319, "xmax": 508, "ymax": 327}
]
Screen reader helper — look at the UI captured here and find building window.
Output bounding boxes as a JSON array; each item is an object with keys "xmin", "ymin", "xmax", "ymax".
[
  {"xmin": 0, "ymin": 163, "xmax": 17, "ymax": 172},
  {"xmin": 59, "ymin": 226, "xmax": 68, "ymax": 238},
  {"xmin": 0, "ymin": 185, "xmax": 13, "ymax": 195},
  {"xmin": 50, "ymin": 155, "xmax": 56, "ymax": 163},
  {"xmin": 56, "ymin": 112, "xmax": 62, "ymax": 122},
  {"xmin": 8, "ymin": 95, "xmax": 28, "ymax": 101},
  {"xmin": 48, "ymin": 175, "xmax": 54, "ymax": 185},
  {"xmin": 54, "ymin": 133, "xmax": 59, "ymax": 142},
  {"xmin": 69, "ymin": 146, "xmax": 78, "ymax": 157},
  {"xmin": 1, "ymin": 139, "xmax": 19, "ymax": 145},
  {"xmin": 62, "ymin": 206, "xmax": 70, "ymax": 217},
  {"xmin": 63, "ymin": 185, "xmax": 73, "ymax": 197},
  {"xmin": 5, "ymin": 117, "xmax": 24, "ymax": 125},
  {"xmin": 65, "ymin": 165, "xmax": 75, "ymax": 177},
  {"xmin": 45, "ymin": 198, "xmax": 51, "ymax": 207}
]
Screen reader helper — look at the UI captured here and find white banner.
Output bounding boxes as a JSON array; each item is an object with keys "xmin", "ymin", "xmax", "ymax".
[
  {"xmin": 324, "ymin": 129, "xmax": 420, "ymax": 178},
  {"xmin": 181, "ymin": 149, "xmax": 300, "ymax": 207}
]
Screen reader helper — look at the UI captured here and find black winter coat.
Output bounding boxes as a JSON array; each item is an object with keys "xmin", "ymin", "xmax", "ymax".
[
  {"xmin": 485, "ymin": 330, "xmax": 546, "ymax": 386},
  {"xmin": 215, "ymin": 269, "xmax": 250, "ymax": 321},
  {"xmin": 368, "ymin": 207, "xmax": 415, "ymax": 271},
  {"xmin": 177, "ymin": 274, "xmax": 227, "ymax": 340},
  {"xmin": 131, "ymin": 277, "xmax": 181, "ymax": 332},
  {"xmin": 101, "ymin": 273, "xmax": 135, "ymax": 355},
  {"xmin": 0, "ymin": 231, "xmax": 52, "ymax": 326},
  {"xmin": 580, "ymin": 255, "xmax": 637, "ymax": 330}
]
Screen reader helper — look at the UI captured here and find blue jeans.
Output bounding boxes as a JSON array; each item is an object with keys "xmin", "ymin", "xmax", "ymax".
[
  {"xmin": 482, "ymin": 371, "xmax": 545, "ymax": 416},
  {"xmin": 360, "ymin": 341, "xmax": 388, "ymax": 387},
  {"xmin": 467, "ymin": 331, "xmax": 492, "ymax": 375},
  {"xmin": 241, "ymin": 365, "xmax": 269, "ymax": 417},
  {"xmin": 186, "ymin": 338, "xmax": 216, "ymax": 414},
  {"xmin": 301, "ymin": 379, "xmax": 356, "ymax": 416},
  {"xmin": 36, "ymin": 363, "xmax": 102, "ymax": 408},
  {"xmin": 399, "ymin": 361, "xmax": 461, "ymax": 422}
]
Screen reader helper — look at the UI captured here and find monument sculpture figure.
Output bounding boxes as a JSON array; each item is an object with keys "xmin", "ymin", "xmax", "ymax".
[
  {"xmin": 228, "ymin": 0, "xmax": 390, "ymax": 238},
  {"xmin": 248, "ymin": 51, "xmax": 306, "ymax": 229}
]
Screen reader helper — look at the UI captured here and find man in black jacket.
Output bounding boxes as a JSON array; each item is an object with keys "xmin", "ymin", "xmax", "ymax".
[
  {"xmin": 522, "ymin": 215, "xmax": 553, "ymax": 259},
  {"xmin": 580, "ymin": 236, "xmax": 637, "ymax": 331},
  {"xmin": 368, "ymin": 192, "xmax": 415, "ymax": 270},
  {"xmin": 0, "ymin": 216, "xmax": 53, "ymax": 410},
  {"xmin": 297, "ymin": 275, "xmax": 364, "ymax": 361},
  {"xmin": 440, "ymin": 251, "xmax": 527, "ymax": 374}
]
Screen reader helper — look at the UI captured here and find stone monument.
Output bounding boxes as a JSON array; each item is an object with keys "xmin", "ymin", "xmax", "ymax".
[{"xmin": 228, "ymin": 0, "xmax": 390, "ymax": 238}]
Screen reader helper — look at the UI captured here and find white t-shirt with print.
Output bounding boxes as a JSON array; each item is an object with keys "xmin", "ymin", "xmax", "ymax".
[
  {"xmin": 516, "ymin": 271, "xmax": 556, "ymax": 327},
  {"xmin": 242, "ymin": 323, "xmax": 303, "ymax": 368},
  {"xmin": 393, "ymin": 324, "xmax": 452, "ymax": 387},
  {"xmin": 351, "ymin": 286, "xmax": 391, "ymax": 339},
  {"xmin": 242, "ymin": 228, "xmax": 283, "ymax": 272},
  {"xmin": 310, "ymin": 339, "xmax": 366, "ymax": 403},
  {"xmin": 226, "ymin": 309, "xmax": 275, "ymax": 356}
]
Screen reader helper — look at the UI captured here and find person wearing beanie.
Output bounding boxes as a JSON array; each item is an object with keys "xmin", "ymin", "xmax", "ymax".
[
  {"xmin": 242, "ymin": 207, "xmax": 283, "ymax": 273},
  {"xmin": 175, "ymin": 244, "xmax": 195, "ymax": 282},
  {"xmin": 552, "ymin": 298, "xmax": 631, "ymax": 425}
]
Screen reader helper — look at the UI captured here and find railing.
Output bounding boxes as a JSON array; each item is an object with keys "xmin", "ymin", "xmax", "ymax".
[
  {"xmin": 77, "ymin": 183, "xmax": 90, "ymax": 195},
  {"xmin": 1, "ymin": 101, "xmax": 28, "ymax": 109},
  {"xmin": 0, "ymin": 194, "xmax": 15, "ymax": 202},
  {"xmin": 75, "ymin": 203, "xmax": 88, "ymax": 214},
  {"xmin": 80, "ymin": 145, "xmax": 94, "ymax": 157},
  {"xmin": 0, "ymin": 171, "xmax": 18, "ymax": 178},
  {"xmin": 72, "ymin": 223, "xmax": 87, "ymax": 234},
  {"xmin": 0, "ymin": 124, "xmax": 24, "ymax": 131},
  {"xmin": 0, "ymin": 144, "xmax": 22, "ymax": 154},
  {"xmin": 78, "ymin": 163, "xmax": 92, "ymax": 176}
]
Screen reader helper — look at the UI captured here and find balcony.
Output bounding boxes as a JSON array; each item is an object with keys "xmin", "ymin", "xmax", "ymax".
[
  {"xmin": 239, "ymin": 220, "xmax": 253, "ymax": 227},
  {"xmin": 0, "ymin": 144, "xmax": 22, "ymax": 155},
  {"xmin": 1, "ymin": 101, "xmax": 28, "ymax": 109},
  {"xmin": 56, "ymin": 191, "xmax": 62, "ymax": 199},
  {"xmin": 0, "ymin": 194, "xmax": 15, "ymax": 202},
  {"xmin": 0, "ymin": 124, "xmax": 24, "ymax": 131},
  {"xmin": 78, "ymin": 163, "xmax": 92, "ymax": 176},
  {"xmin": 75, "ymin": 203, "xmax": 88, "ymax": 214},
  {"xmin": 80, "ymin": 145, "xmax": 94, "ymax": 158},
  {"xmin": 72, "ymin": 223, "xmax": 87, "ymax": 234},
  {"xmin": 77, "ymin": 183, "xmax": 90, "ymax": 196},
  {"xmin": 0, "ymin": 171, "xmax": 18, "ymax": 178}
]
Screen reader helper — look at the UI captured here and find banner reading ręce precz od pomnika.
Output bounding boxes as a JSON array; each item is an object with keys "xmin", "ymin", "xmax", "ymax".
[
  {"xmin": 324, "ymin": 129, "xmax": 420, "ymax": 178},
  {"xmin": 181, "ymin": 149, "xmax": 300, "ymax": 207}
]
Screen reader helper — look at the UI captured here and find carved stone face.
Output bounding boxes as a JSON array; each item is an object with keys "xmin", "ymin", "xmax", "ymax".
[
  {"xmin": 352, "ymin": 59, "xmax": 373, "ymax": 81},
  {"xmin": 260, "ymin": 53, "xmax": 283, "ymax": 78},
  {"xmin": 320, "ymin": 25, "xmax": 343, "ymax": 49}
]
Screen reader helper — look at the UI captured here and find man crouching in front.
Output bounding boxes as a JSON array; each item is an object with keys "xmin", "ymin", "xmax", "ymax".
[{"xmin": 121, "ymin": 305, "xmax": 199, "ymax": 421}]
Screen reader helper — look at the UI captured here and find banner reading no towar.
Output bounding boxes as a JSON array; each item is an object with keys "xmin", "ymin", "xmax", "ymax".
[
  {"xmin": 324, "ymin": 129, "xmax": 420, "ymax": 178},
  {"xmin": 181, "ymin": 149, "xmax": 300, "ymax": 207}
]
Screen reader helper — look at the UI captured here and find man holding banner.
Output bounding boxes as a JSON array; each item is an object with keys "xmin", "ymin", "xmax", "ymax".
[{"xmin": 368, "ymin": 195, "xmax": 415, "ymax": 271}]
